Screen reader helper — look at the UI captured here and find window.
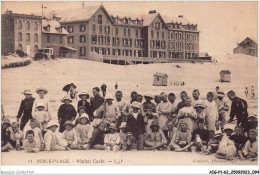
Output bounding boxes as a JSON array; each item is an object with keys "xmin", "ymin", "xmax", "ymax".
[
  {"xmin": 18, "ymin": 21, "xmax": 22, "ymax": 29},
  {"xmin": 179, "ymin": 32, "xmax": 182, "ymax": 40},
  {"xmin": 161, "ymin": 41, "xmax": 165, "ymax": 49},
  {"xmin": 186, "ymin": 43, "xmax": 189, "ymax": 50},
  {"xmin": 26, "ymin": 33, "xmax": 30, "ymax": 42},
  {"xmin": 91, "ymin": 35, "xmax": 97, "ymax": 44},
  {"xmin": 18, "ymin": 44, "xmax": 22, "ymax": 51},
  {"xmin": 175, "ymin": 41, "xmax": 178, "ymax": 50},
  {"xmin": 128, "ymin": 29, "xmax": 131, "ymax": 37},
  {"xmin": 141, "ymin": 30, "xmax": 144, "ymax": 38},
  {"xmin": 98, "ymin": 35, "xmax": 103, "ymax": 44},
  {"xmin": 18, "ymin": 32, "xmax": 22, "ymax": 41},
  {"xmin": 190, "ymin": 33, "xmax": 193, "ymax": 41},
  {"xmin": 194, "ymin": 34, "xmax": 197, "ymax": 41},
  {"xmin": 68, "ymin": 36, "xmax": 74, "ymax": 44},
  {"xmin": 47, "ymin": 35, "xmax": 50, "ymax": 43},
  {"xmin": 105, "ymin": 26, "xmax": 110, "ymax": 35},
  {"xmin": 34, "ymin": 45, "xmax": 38, "ymax": 52},
  {"xmin": 68, "ymin": 26, "xmax": 73, "ymax": 33},
  {"xmin": 135, "ymin": 29, "xmax": 138, "ymax": 38},
  {"xmin": 140, "ymin": 40, "xmax": 144, "ymax": 48},
  {"xmin": 175, "ymin": 32, "xmax": 178, "ymax": 40},
  {"xmin": 99, "ymin": 25, "xmax": 102, "ymax": 34},
  {"xmin": 92, "ymin": 24, "xmax": 96, "ymax": 33},
  {"xmin": 155, "ymin": 22, "xmax": 160, "ymax": 30},
  {"xmin": 34, "ymin": 22, "xmax": 38, "ymax": 30},
  {"xmin": 157, "ymin": 77, "xmax": 160, "ymax": 81},
  {"xmin": 156, "ymin": 40, "xmax": 160, "ymax": 49},
  {"xmin": 179, "ymin": 42, "xmax": 182, "ymax": 50},
  {"xmin": 151, "ymin": 30, "xmax": 154, "ymax": 38},
  {"xmin": 123, "ymin": 28, "xmax": 126, "ymax": 37},
  {"xmin": 150, "ymin": 40, "xmax": 154, "ymax": 48},
  {"xmin": 80, "ymin": 47, "xmax": 86, "ymax": 56},
  {"xmin": 80, "ymin": 35, "xmax": 86, "ymax": 43},
  {"xmin": 151, "ymin": 23, "xmax": 154, "ymax": 28},
  {"xmin": 27, "ymin": 21, "xmax": 30, "ymax": 30},
  {"xmin": 162, "ymin": 32, "xmax": 164, "ymax": 40},
  {"xmin": 98, "ymin": 15, "xmax": 102, "ymax": 24},
  {"xmin": 190, "ymin": 43, "xmax": 193, "ymax": 50},
  {"xmin": 80, "ymin": 24, "xmax": 85, "ymax": 32},
  {"xmin": 105, "ymin": 36, "xmax": 110, "ymax": 45},
  {"xmin": 186, "ymin": 33, "xmax": 189, "ymax": 40},
  {"xmin": 115, "ymin": 28, "xmax": 118, "ymax": 36},
  {"xmin": 156, "ymin": 31, "xmax": 159, "ymax": 39},
  {"xmin": 170, "ymin": 31, "xmax": 173, "ymax": 39},
  {"xmin": 34, "ymin": 33, "xmax": 38, "ymax": 42}
]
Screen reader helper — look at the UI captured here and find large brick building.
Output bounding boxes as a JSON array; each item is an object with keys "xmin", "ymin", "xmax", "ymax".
[{"xmin": 54, "ymin": 5, "xmax": 199, "ymax": 63}]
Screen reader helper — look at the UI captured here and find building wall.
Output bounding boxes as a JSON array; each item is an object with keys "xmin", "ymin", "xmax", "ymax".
[
  {"xmin": 233, "ymin": 39, "xmax": 258, "ymax": 57},
  {"xmin": 14, "ymin": 16, "xmax": 42, "ymax": 56},
  {"xmin": 41, "ymin": 33, "xmax": 67, "ymax": 57},
  {"xmin": 1, "ymin": 13, "xmax": 15, "ymax": 55}
]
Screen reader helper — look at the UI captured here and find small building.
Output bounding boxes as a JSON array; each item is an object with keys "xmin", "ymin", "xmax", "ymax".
[
  {"xmin": 219, "ymin": 70, "xmax": 231, "ymax": 82},
  {"xmin": 233, "ymin": 37, "xmax": 258, "ymax": 57},
  {"xmin": 198, "ymin": 52, "xmax": 212, "ymax": 61},
  {"xmin": 153, "ymin": 72, "xmax": 168, "ymax": 86}
]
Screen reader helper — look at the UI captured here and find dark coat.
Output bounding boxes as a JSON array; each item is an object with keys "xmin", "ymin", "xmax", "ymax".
[
  {"xmin": 192, "ymin": 128, "xmax": 210, "ymax": 142},
  {"xmin": 77, "ymin": 100, "xmax": 91, "ymax": 115},
  {"xmin": 230, "ymin": 134, "xmax": 248, "ymax": 150},
  {"xmin": 126, "ymin": 113, "xmax": 145, "ymax": 138},
  {"xmin": 17, "ymin": 97, "xmax": 35, "ymax": 120},
  {"xmin": 90, "ymin": 95, "xmax": 104, "ymax": 120},
  {"xmin": 58, "ymin": 104, "xmax": 77, "ymax": 123},
  {"xmin": 230, "ymin": 97, "xmax": 248, "ymax": 125}
]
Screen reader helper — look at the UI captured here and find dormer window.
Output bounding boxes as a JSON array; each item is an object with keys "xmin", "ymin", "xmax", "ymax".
[{"xmin": 125, "ymin": 18, "xmax": 128, "ymax": 24}]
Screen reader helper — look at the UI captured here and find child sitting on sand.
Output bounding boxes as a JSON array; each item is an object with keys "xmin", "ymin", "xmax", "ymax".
[
  {"xmin": 215, "ymin": 124, "xmax": 236, "ymax": 160},
  {"xmin": 61, "ymin": 121, "xmax": 78, "ymax": 150},
  {"xmin": 75, "ymin": 113, "xmax": 94, "ymax": 150},
  {"xmin": 203, "ymin": 131, "xmax": 222, "ymax": 155},
  {"xmin": 229, "ymin": 126, "xmax": 248, "ymax": 160},
  {"xmin": 119, "ymin": 122, "xmax": 134, "ymax": 151},
  {"xmin": 104, "ymin": 123, "xmax": 120, "ymax": 152},
  {"xmin": 1, "ymin": 118, "xmax": 15, "ymax": 152},
  {"xmin": 169, "ymin": 119, "xmax": 192, "ymax": 152},
  {"xmin": 11, "ymin": 122, "xmax": 23, "ymax": 151},
  {"xmin": 23, "ymin": 130, "xmax": 40, "ymax": 153},
  {"xmin": 243, "ymin": 129, "xmax": 258, "ymax": 161},
  {"xmin": 144, "ymin": 120, "xmax": 167, "ymax": 150},
  {"xmin": 44, "ymin": 121, "xmax": 67, "ymax": 152}
]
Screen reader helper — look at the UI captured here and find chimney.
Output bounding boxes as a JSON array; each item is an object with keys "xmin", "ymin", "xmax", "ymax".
[
  {"xmin": 178, "ymin": 15, "xmax": 183, "ymax": 18},
  {"xmin": 149, "ymin": 10, "xmax": 157, "ymax": 14}
]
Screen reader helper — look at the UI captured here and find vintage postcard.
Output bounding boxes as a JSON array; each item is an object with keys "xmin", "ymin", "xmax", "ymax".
[{"xmin": 1, "ymin": 0, "xmax": 258, "ymax": 170}]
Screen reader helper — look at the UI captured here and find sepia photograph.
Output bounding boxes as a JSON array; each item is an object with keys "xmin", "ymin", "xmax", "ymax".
[{"xmin": 0, "ymin": 0, "xmax": 259, "ymax": 171}]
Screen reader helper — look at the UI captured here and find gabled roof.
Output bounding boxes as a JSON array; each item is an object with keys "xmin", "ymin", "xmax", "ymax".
[
  {"xmin": 52, "ymin": 5, "xmax": 113, "ymax": 24},
  {"xmin": 240, "ymin": 37, "xmax": 258, "ymax": 45},
  {"xmin": 42, "ymin": 19, "xmax": 68, "ymax": 35},
  {"xmin": 219, "ymin": 70, "xmax": 231, "ymax": 74},
  {"xmin": 154, "ymin": 72, "xmax": 168, "ymax": 77},
  {"xmin": 140, "ymin": 13, "xmax": 166, "ymax": 27},
  {"xmin": 199, "ymin": 52, "xmax": 210, "ymax": 57},
  {"xmin": 163, "ymin": 15, "xmax": 192, "ymax": 25}
]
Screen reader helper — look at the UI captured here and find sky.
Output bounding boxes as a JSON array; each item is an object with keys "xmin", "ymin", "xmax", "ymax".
[{"xmin": 1, "ymin": 1, "xmax": 258, "ymax": 55}]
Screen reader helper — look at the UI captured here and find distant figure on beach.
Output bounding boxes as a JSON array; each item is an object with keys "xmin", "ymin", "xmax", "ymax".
[
  {"xmin": 101, "ymin": 83, "xmax": 107, "ymax": 97},
  {"xmin": 245, "ymin": 87, "xmax": 249, "ymax": 98},
  {"xmin": 251, "ymin": 86, "xmax": 255, "ymax": 98},
  {"xmin": 115, "ymin": 82, "xmax": 118, "ymax": 90}
]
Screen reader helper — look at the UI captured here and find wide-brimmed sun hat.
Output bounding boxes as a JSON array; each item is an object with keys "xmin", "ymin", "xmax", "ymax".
[
  {"xmin": 131, "ymin": 101, "xmax": 141, "ymax": 109},
  {"xmin": 248, "ymin": 113, "xmax": 257, "ymax": 120},
  {"xmin": 46, "ymin": 120, "xmax": 58, "ymax": 129},
  {"xmin": 22, "ymin": 90, "xmax": 32, "ymax": 95},
  {"xmin": 150, "ymin": 120, "xmax": 160, "ymax": 128},
  {"xmin": 194, "ymin": 103, "xmax": 205, "ymax": 109},
  {"xmin": 223, "ymin": 123, "xmax": 234, "ymax": 132},
  {"xmin": 36, "ymin": 87, "xmax": 48, "ymax": 94},
  {"xmin": 144, "ymin": 94, "xmax": 154, "ymax": 99},
  {"xmin": 79, "ymin": 113, "xmax": 90, "ymax": 121},
  {"xmin": 61, "ymin": 96, "xmax": 73, "ymax": 103},
  {"xmin": 64, "ymin": 121, "xmax": 74, "ymax": 127},
  {"xmin": 109, "ymin": 123, "xmax": 117, "ymax": 130},
  {"xmin": 2, "ymin": 118, "xmax": 11, "ymax": 126},
  {"xmin": 78, "ymin": 91, "xmax": 90, "ymax": 99},
  {"xmin": 119, "ymin": 122, "xmax": 127, "ymax": 129}
]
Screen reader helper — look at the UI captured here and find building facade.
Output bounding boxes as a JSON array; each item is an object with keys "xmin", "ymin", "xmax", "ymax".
[
  {"xmin": 233, "ymin": 37, "xmax": 258, "ymax": 57},
  {"xmin": 1, "ymin": 11, "xmax": 42, "ymax": 56},
  {"xmin": 56, "ymin": 5, "xmax": 199, "ymax": 61}
]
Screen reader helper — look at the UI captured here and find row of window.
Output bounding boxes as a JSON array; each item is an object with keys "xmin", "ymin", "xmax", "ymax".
[
  {"xmin": 17, "ymin": 44, "xmax": 38, "ymax": 53},
  {"xmin": 17, "ymin": 32, "xmax": 38, "ymax": 42},
  {"xmin": 150, "ymin": 51, "xmax": 166, "ymax": 58},
  {"xmin": 169, "ymin": 41, "xmax": 198, "ymax": 51},
  {"xmin": 150, "ymin": 40, "xmax": 166, "ymax": 49},
  {"xmin": 17, "ymin": 21, "xmax": 39, "ymax": 30},
  {"xmin": 90, "ymin": 47, "xmax": 145, "ymax": 57},
  {"xmin": 169, "ymin": 52, "xmax": 183, "ymax": 58},
  {"xmin": 169, "ymin": 31, "xmax": 198, "ymax": 41},
  {"xmin": 151, "ymin": 30, "xmax": 165, "ymax": 40}
]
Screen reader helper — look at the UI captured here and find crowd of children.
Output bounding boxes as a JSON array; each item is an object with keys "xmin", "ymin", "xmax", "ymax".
[{"xmin": 1, "ymin": 86, "xmax": 258, "ymax": 161}]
